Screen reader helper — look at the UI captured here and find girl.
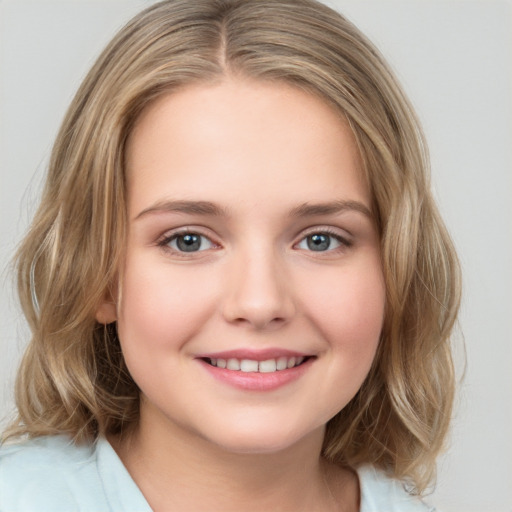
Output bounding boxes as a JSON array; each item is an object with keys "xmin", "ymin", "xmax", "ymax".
[{"xmin": 0, "ymin": 1, "xmax": 460, "ymax": 510}]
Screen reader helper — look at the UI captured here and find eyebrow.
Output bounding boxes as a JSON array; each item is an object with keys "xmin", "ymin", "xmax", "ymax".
[
  {"xmin": 289, "ymin": 200, "xmax": 373, "ymax": 219},
  {"xmin": 134, "ymin": 198, "xmax": 372, "ymax": 221},
  {"xmin": 135, "ymin": 200, "xmax": 228, "ymax": 220}
]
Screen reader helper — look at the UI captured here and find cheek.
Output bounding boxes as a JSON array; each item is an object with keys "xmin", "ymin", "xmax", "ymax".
[
  {"xmin": 116, "ymin": 254, "xmax": 219, "ymax": 353},
  {"xmin": 300, "ymin": 259, "xmax": 385, "ymax": 355}
]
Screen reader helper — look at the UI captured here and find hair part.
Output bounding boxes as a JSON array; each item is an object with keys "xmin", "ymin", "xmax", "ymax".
[{"xmin": 3, "ymin": 0, "xmax": 461, "ymax": 494}]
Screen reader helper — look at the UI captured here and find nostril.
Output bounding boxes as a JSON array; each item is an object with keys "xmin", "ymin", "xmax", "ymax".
[{"xmin": 230, "ymin": 315, "xmax": 289, "ymax": 330}]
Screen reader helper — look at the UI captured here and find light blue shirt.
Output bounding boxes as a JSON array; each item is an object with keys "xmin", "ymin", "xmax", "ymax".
[{"xmin": 0, "ymin": 435, "xmax": 436, "ymax": 511}]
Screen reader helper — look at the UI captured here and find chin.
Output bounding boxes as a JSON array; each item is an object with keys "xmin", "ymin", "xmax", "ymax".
[{"xmin": 203, "ymin": 423, "xmax": 324, "ymax": 456}]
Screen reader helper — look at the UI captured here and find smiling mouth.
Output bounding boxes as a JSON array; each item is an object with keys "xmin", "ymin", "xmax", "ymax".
[{"xmin": 201, "ymin": 356, "xmax": 311, "ymax": 373}]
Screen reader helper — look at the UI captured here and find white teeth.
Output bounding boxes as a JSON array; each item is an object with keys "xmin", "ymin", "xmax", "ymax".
[
  {"xmin": 240, "ymin": 359, "xmax": 259, "ymax": 372},
  {"xmin": 287, "ymin": 357, "xmax": 296, "ymax": 369},
  {"xmin": 259, "ymin": 359, "xmax": 277, "ymax": 373},
  {"xmin": 227, "ymin": 358, "xmax": 240, "ymax": 370},
  {"xmin": 207, "ymin": 356, "xmax": 307, "ymax": 373},
  {"xmin": 276, "ymin": 356, "xmax": 288, "ymax": 370}
]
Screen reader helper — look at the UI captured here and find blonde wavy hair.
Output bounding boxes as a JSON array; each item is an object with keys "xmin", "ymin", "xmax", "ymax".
[{"xmin": 3, "ymin": 0, "xmax": 460, "ymax": 494}]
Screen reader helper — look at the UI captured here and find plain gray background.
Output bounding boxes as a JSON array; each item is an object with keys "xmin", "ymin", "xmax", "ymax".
[{"xmin": 1, "ymin": 1, "xmax": 511, "ymax": 510}]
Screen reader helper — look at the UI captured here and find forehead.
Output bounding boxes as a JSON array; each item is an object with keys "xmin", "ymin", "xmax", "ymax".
[{"xmin": 125, "ymin": 78, "xmax": 370, "ymax": 217}]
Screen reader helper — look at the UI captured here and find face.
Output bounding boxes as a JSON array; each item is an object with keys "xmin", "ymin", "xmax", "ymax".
[{"xmin": 98, "ymin": 78, "xmax": 385, "ymax": 454}]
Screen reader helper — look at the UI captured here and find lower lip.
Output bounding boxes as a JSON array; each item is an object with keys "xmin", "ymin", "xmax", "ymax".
[{"xmin": 198, "ymin": 358, "xmax": 313, "ymax": 391}]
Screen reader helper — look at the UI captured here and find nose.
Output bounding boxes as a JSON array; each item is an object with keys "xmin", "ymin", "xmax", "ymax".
[{"xmin": 221, "ymin": 248, "xmax": 296, "ymax": 331}]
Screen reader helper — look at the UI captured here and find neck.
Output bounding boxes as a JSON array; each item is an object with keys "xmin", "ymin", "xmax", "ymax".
[{"xmin": 111, "ymin": 406, "xmax": 359, "ymax": 512}]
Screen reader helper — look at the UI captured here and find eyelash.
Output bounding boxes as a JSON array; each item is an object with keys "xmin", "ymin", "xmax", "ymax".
[
  {"xmin": 157, "ymin": 229, "xmax": 218, "ymax": 256},
  {"xmin": 296, "ymin": 228, "xmax": 352, "ymax": 253},
  {"xmin": 157, "ymin": 227, "xmax": 352, "ymax": 256}
]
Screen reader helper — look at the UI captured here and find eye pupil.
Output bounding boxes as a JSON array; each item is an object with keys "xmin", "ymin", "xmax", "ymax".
[
  {"xmin": 307, "ymin": 234, "xmax": 330, "ymax": 251},
  {"xmin": 177, "ymin": 234, "xmax": 201, "ymax": 252}
]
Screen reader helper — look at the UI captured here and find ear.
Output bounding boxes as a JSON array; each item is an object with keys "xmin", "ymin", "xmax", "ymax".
[
  {"xmin": 96, "ymin": 300, "xmax": 118, "ymax": 324},
  {"xmin": 96, "ymin": 284, "xmax": 118, "ymax": 324}
]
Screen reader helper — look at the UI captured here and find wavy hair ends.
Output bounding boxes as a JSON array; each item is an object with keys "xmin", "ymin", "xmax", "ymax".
[{"xmin": 3, "ymin": 0, "xmax": 461, "ymax": 494}]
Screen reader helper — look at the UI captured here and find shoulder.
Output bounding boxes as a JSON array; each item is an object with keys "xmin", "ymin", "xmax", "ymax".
[
  {"xmin": 0, "ymin": 435, "xmax": 108, "ymax": 511},
  {"xmin": 357, "ymin": 465, "xmax": 438, "ymax": 512}
]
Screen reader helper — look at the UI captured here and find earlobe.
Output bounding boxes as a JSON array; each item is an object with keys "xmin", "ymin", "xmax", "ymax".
[{"xmin": 95, "ymin": 300, "xmax": 118, "ymax": 324}]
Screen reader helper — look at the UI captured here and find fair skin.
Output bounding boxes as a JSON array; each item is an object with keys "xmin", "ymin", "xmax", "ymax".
[{"xmin": 98, "ymin": 77, "xmax": 385, "ymax": 511}]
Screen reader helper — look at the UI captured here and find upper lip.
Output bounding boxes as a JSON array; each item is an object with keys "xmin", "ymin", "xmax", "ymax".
[{"xmin": 195, "ymin": 348, "xmax": 313, "ymax": 361}]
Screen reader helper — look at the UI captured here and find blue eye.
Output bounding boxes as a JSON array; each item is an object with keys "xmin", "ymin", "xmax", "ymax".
[
  {"xmin": 296, "ymin": 232, "xmax": 345, "ymax": 252},
  {"xmin": 166, "ymin": 233, "xmax": 214, "ymax": 252}
]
